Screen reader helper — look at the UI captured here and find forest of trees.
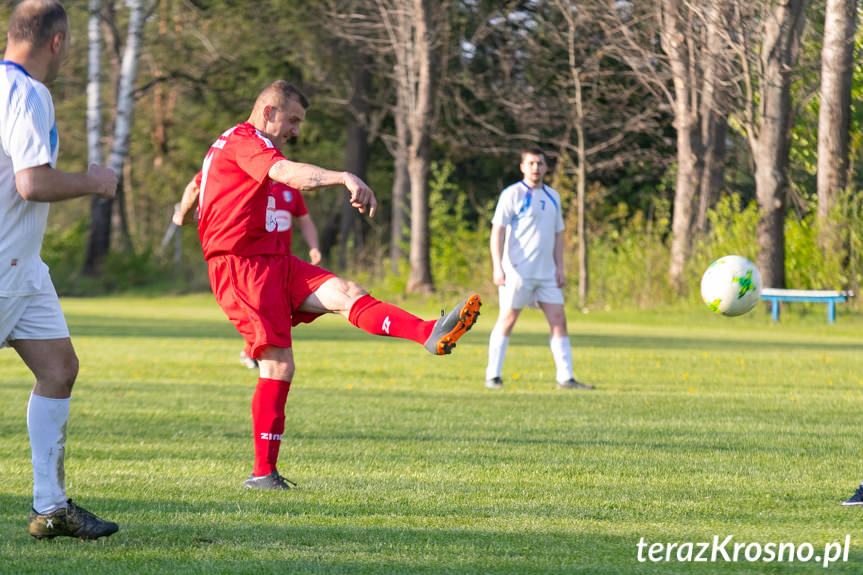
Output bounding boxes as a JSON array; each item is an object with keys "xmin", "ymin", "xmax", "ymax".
[{"xmin": 5, "ymin": 0, "xmax": 862, "ymax": 308}]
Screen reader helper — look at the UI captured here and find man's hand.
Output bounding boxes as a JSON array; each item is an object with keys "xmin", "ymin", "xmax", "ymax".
[
  {"xmin": 493, "ymin": 267, "xmax": 506, "ymax": 287},
  {"xmin": 172, "ymin": 206, "xmax": 183, "ymax": 227},
  {"xmin": 309, "ymin": 248, "xmax": 322, "ymax": 265},
  {"xmin": 556, "ymin": 267, "xmax": 566, "ymax": 288},
  {"xmin": 344, "ymin": 173, "xmax": 377, "ymax": 217},
  {"xmin": 88, "ymin": 164, "xmax": 118, "ymax": 199}
]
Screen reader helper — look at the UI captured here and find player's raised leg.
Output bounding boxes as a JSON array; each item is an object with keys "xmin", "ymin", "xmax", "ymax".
[
  {"xmin": 299, "ymin": 276, "xmax": 481, "ymax": 355},
  {"xmin": 13, "ymin": 338, "xmax": 118, "ymax": 540}
]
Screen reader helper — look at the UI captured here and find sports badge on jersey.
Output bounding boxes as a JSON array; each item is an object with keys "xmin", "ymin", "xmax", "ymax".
[{"xmin": 266, "ymin": 196, "xmax": 277, "ymax": 232}]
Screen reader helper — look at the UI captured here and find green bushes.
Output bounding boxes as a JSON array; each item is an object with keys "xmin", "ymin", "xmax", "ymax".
[
  {"xmin": 40, "ymin": 219, "xmax": 89, "ymax": 294},
  {"xmin": 428, "ymin": 161, "xmax": 494, "ymax": 293},
  {"xmin": 41, "ymin": 219, "xmax": 179, "ymax": 296},
  {"xmin": 581, "ymin": 201, "xmax": 674, "ymax": 309}
]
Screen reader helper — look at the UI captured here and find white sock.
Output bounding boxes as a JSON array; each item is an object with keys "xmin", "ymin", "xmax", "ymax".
[
  {"xmin": 28, "ymin": 394, "xmax": 70, "ymax": 514},
  {"xmin": 485, "ymin": 329, "xmax": 509, "ymax": 381},
  {"xmin": 549, "ymin": 336, "xmax": 574, "ymax": 383}
]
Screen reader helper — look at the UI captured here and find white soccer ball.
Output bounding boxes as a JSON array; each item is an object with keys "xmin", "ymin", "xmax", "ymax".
[{"xmin": 700, "ymin": 255, "xmax": 762, "ymax": 316}]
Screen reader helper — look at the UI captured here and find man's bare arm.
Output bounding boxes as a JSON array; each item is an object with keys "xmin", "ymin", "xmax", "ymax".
[
  {"xmin": 554, "ymin": 231, "xmax": 566, "ymax": 287},
  {"xmin": 16, "ymin": 164, "xmax": 117, "ymax": 202},
  {"xmin": 269, "ymin": 160, "xmax": 377, "ymax": 217},
  {"xmin": 268, "ymin": 160, "xmax": 344, "ymax": 190},
  {"xmin": 490, "ymin": 223, "xmax": 506, "ymax": 286},
  {"xmin": 173, "ymin": 179, "xmax": 200, "ymax": 226},
  {"xmin": 296, "ymin": 214, "xmax": 321, "ymax": 265}
]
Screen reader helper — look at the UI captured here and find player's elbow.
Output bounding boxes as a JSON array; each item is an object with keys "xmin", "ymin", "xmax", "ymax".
[
  {"xmin": 17, "ymin": 187, "xmax": 37, "ymax": 201},
  {"xmin": 15, "ymin": 171, "xmax": 42, "ymax": 201}
]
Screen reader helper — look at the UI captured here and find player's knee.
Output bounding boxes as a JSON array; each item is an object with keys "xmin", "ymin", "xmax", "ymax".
[
  {"xmin": 342, "ymin": 279, "xmax": 367, "ymax": 303},
  {"xmin": 259, "ymin": 348, "xmax": 295, "ymax": 381},
  {"xmin": 44, "ymin": 354, "xmax": 78, "ymax": 394},
  {"xmin": 276, "ymin": 363, "xmax": 295, "ymax": 381},
  {"xmin": 63, "ymin": 354, "xmax": 79, "ymax": 390},
  {"xmin": 497, "ymin": 320, "xmax": 515, "ymax": 336},
  {"xmin": 550, "ymin": 326, "xmax": 568, "ymax": 339},
  {"xmin": 334, "ymin": 278, "xmax": 368, "ymax": 313},
  {"xmin": 497, "ymin": 312, "xmax": 519, "ymax": 334},
  {"xmin": 261, "ymin": 361, "xmax": 294, "ymax": 381}
]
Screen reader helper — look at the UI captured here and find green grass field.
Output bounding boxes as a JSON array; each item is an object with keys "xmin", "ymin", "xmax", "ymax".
[{"xmin": 1, "ymin": 294, "xmax": 862, "ymax": 574}]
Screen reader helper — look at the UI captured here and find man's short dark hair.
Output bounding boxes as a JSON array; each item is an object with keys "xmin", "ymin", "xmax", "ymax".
[
  {"xmin": 8, "ymin": 0, "xmax": 68, "ymax": 47},
  {"xmin": 266, "ymin": 80, "xmax": 309, "ymax": 110},
  {"xmin": 521, "ymin": 147, "xmax": 545, "ymax": 162}
]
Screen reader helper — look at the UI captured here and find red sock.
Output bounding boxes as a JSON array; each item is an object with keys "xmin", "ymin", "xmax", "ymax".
[
  {"xmin": 348, "ymin": 294, "xmax": 434, "ymax": 344},
  {"xmin": 251, "ymin": 378, "xmax": 291, "ymax": 477}
]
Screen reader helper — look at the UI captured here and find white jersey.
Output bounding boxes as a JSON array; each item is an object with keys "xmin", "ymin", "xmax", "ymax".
[
  {"xmin": 0, "ymin": 62, "xmax": 58, "ymax": 296},
  {"xmin": 491, "ymin": 181, "xmax": 565, "ymax": 281}
]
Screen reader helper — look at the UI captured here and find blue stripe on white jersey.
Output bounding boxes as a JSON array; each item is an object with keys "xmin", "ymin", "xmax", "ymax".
[{"xmin": 50, "ymin": 124, "xmax": 58, "ymax": 156}]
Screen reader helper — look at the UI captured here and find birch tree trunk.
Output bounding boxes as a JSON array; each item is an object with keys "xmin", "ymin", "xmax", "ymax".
[
  {"xmin": 84, "ymin": 0, "xmax": 145, "ymax": 275},
  {"xmin": 83, "ymin": 0, "xmax": 109, "ymax": 276},
  {"xmin": 87, "ymin": 0, "xmax": 102, "ymax": 166},
  {"xmin": 109, "ymin": 0, "xmax": 144, "ymax": 244},
  {"xmin": 753, "ymin": 0, "xmax": 808, "ymax": 289},
  {"xmin": 816, "ymin": 0, "xmax": 857, "ymax": 252}
]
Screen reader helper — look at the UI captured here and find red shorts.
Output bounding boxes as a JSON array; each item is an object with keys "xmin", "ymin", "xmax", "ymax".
[{"xmin": 207, "ymin": 253, "xmax": 336, "ymax": 359}]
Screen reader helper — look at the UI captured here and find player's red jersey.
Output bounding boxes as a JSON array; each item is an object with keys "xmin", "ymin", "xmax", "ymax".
[
  {"xmin": 194, "ymin": 170, "xmax": 308, "ymax": 256},
  {"xmin": 195, "ymin": 122, "xmax": 288, "ymax": 259},
  {"xmin": 269, "ymin": 181, "xmax": 308, "ymax": 255}
]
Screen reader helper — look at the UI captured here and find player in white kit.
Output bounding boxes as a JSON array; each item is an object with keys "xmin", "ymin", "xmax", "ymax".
[
  {"xmin": 1, "ymin": 0, "xmax": 119, "ymax": 540},
  {"xmin": 485, "ymin": 149, "xmax": 594, "ymax": 390}
]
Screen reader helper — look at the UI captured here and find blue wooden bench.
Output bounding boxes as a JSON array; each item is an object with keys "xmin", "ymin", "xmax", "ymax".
[{"xmin": 760, "ymin": 288, "xmax": 855, "ymax": 323}]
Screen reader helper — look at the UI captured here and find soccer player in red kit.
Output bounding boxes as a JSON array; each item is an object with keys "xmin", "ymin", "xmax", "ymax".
[
  {"xmin": 174, "ymin": 80, "xmax": 481, "ymax": 489},
  {"xmin": 180, "ymin": 175, "xmax": 321, "ymax": 369}
]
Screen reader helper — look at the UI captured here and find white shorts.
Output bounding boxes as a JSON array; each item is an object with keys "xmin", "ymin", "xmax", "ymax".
[
  {"xmin": 498, "ymin": 275, "xmax": 564, "ymax": 310},
  {"xmin": 0, "ymin": 280, "xmax": 70, "ymax": 349}
]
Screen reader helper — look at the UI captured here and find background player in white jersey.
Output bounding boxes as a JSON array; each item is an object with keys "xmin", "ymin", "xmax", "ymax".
[
  {"xmin": 0, "ymin": 0, "xmax": 119, "ymax": 540},
  {"xmin": 485, "ymin": 148, "xmax": 593, "ymax": 390}
]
